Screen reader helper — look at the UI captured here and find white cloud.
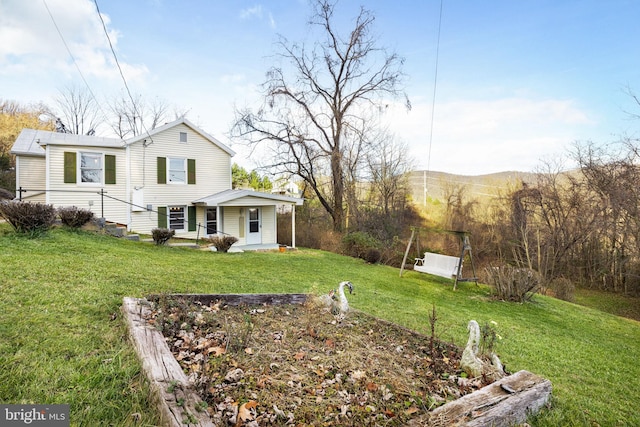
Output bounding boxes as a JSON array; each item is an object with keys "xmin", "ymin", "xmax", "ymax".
[
  {"xmin": 239, "ymin": 4, "xmax": 276, "ymax": 29},
  {"xmin": 383, "ymin": 97, "xmax": 595, "ymax": 174},
  {"xmin": 240, "ymin": 5, "xmax": 263, "ymax": 20},
  {"xmin": 0, "ymin": 0, "xmax": 147, "ymax": 81}
]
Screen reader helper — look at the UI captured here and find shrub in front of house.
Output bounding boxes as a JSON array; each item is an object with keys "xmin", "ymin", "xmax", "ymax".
[
  {"xmin": 0, "ymin": 187, "xmax": 14, "ymax": 201},
  {"xmin": 0, "ymin": 200, "xmax": 56, "ymax": 234},
  {"xmin": 204, "ymin": 235, "xmax": 239, "ymax": 252},
  {"xmin": 152, "ymin": 228, "xmax": 175, "ymax": 245},
  {"xmin": 58, "ymin": 206, "xmax": 95, "ymax": 228}
]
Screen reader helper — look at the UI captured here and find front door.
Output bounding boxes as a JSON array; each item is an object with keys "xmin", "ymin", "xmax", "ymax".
[{"xmin": 246, "ymin": 207, "xmax": 261, "ymax": 245}]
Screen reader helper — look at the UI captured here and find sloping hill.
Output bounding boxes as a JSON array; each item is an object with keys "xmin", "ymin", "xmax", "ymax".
[{"xmin": 408, "ymin": 170, "xmax": 539, "ymax": 204}]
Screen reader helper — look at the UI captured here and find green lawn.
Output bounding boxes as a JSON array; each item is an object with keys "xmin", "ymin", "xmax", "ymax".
[
  {"xmin": 575, "ymin": 288, "xmax": 640, "ymax": 321},
  {"xmin": 1, "ymin": 224, "xmax": 639, "ymax": 426}
]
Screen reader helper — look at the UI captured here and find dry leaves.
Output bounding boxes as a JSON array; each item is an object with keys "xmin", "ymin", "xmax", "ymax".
[{"xmin": 150, "ymin": 297, "xmax": 492, "ymax": 426}]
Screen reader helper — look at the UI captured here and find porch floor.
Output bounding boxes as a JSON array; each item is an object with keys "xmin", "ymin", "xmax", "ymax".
[{"xmin": 229, "ymin": 243, "xmax": 283, "ymax": 252}]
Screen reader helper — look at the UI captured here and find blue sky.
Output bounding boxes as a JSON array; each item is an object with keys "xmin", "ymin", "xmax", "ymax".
[{"xmin": 1, "ymin": 0, "xmax": 639, "ymax": 175}]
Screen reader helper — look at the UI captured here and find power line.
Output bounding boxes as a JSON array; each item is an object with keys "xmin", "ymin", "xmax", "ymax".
[
  {"xmin": 424, "ymin": 0, "xmax": 444, "ymax": 205},
  {"xmin": 42, "ymin": 0, "xmax": 109, "ymax": 126},
  {"xmin": 426, "ymin": 0, "xmax": 444, "ymax": 174},
  {"xmin": 92, "ymin": 0, "xmax": 154, "ymax": 144}
]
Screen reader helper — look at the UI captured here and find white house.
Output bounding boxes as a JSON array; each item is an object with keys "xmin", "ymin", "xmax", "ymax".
[{"xmin": 10, "ymin": 117, "xmax": 303, "ymax": 248}]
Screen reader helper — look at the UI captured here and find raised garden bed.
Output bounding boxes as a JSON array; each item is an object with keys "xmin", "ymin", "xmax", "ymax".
[{"xmin": 122, "ymin": 294, "xmax": 551, "ymax": 426}]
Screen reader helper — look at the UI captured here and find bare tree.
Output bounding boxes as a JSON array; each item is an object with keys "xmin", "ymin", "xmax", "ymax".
[
  {"xmin": 54, "ymin": 84, "xmax": 102, "ymax": 135},
  {"xmin": 108, "ymin": 94, "xmax": 176, "ymax": 139},
  {"xmin": 232, "ymin": 0, "xmax": 408, "ymax": 232},
  {"xmin": 367, "ymin": 133, "xmax": 413, "ymax": 218}
]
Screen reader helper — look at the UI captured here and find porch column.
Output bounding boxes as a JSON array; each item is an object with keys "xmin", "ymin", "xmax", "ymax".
[
  {"xmin": 217, "ymin": 206, "xmax": 221, "ymax": 234},
  {"xmin": 291, "ymin": 204, "xmax": 296, "ymax": 248}
]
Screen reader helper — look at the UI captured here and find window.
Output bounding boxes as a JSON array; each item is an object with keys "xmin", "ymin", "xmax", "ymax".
[
  {"xmin": 206, "ymin": 208, "xmax": 217, "ymax": 234},
  {"xmin": 80, "ymin": 152, "xmax": 102, "ymax": 183},
  {"xmin": 157, "ymin": 157, "xmax": 195, "ymax": 184},
  {"xmin": 64, "ymin": 152, "xmax": 116, "ymax": 184},
  {"xmin": 179, "ymin": 132, "xmax": 187, "ymax": 143},
  {"xmin": 169, "ymin": 206, "xmax": 185, "ymax": 231},
  {"xmin": 168, "ymin": 157, "xmax": 186, "ymax": 184}
]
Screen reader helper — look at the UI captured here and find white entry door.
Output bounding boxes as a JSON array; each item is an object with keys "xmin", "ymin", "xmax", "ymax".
[{"xmin": 246, "ymin": 207, "xmax": 261, "ymax": 245}]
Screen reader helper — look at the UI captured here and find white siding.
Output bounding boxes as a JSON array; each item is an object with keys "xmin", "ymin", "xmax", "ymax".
[
  {"xmin": 47, "ymin": 146, "xmax": 128, "ymax": 223},
  {"xmin": 261, "ymin": 205, "xmax": 276, "ymax": 244},
  {"xmin": 128, "ymin": 123, "xmax": 232, "ymax": 236},
  {"xmin": 16, "ymin": 156, "xmax": 46, "ymax": 202}
]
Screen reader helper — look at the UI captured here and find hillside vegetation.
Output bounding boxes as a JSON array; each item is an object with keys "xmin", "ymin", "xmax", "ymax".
[{"xmin": 1, "ymin": 224, "xmax": 639, "ymax": 426}]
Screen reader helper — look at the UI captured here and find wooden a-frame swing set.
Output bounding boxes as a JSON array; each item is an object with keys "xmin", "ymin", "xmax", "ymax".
[{"xmin": 399, "ymin": 226, "xmax": 478, "ymax": 290}]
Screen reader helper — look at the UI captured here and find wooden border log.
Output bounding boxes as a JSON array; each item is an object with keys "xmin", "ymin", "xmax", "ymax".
[
  {"xmin": 122, "ymin": 297, "xmax": 214, "ymax": 427},
  {"xmin": 412, "ymin": 370, "xmax": 552, "ymax": 426}
]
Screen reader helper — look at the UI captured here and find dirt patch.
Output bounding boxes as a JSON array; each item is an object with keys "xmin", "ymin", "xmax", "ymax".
[{"xmin": 146, "ymin": 296, "xmax": 493, "ymax": 426}]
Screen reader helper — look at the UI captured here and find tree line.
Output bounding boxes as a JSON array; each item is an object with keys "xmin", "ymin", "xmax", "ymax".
[{"xmin": 3, "ymin": 0, "xmax": 638, "ymax": 297}]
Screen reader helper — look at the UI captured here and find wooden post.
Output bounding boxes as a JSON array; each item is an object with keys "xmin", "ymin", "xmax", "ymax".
[{"xmin": 399, "ymin": 227, "xmax": 416, "ymax": 277}]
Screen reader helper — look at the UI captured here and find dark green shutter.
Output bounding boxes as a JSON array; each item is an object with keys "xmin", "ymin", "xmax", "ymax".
[
  {"xmin": 157, "ymin": 157, "xmax": 166, "ymax": 184},
  {"xmin": 187, "ymin": 159, "xmax": 196, "ymax": 184},
  {"xmin": 64, "ymin": 152, "xmax": 76, "ymax": 183},
  {"xmin": 188, "ymin": 206, "xmax": 196, "ymax": 231},
  {"xmin": 105, "ymin": 155, "xmax": 116, "ymax": 184},
  {"xmin": 158, "ymin": 206, "xmax": 167, "ymax": 228}
]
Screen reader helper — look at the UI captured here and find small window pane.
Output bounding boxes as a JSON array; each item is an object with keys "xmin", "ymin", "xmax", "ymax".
[
  {"xmin": 80, "ymin": 152, "xmax": 102, "ymax": 183},
  {"xmin": 206, "ymin": 209, "xmax": 217, "ymax": 234},
  {"xmin": 168, "ymin": 157, "xmax": 186, "ymax": 183},
  {"xmin": 248, "ymin": 208, "xmax": 259, "ymax": 232},
  {"xmin": 179, "ymin": 132, "xmax": 187, "ymax": 143}
]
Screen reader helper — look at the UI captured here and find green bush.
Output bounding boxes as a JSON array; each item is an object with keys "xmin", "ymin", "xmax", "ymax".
[
  {"xmin": 204, "ymin": 235, "xmax": 239, "ymax": 252},
  {"xmin": 57, "ymin": 206, "xmax": 95, "ymax": 228},
  {"xmin": 0, "ymin": 200, "xmax": 56, "ymax": 234},
  {"xmin": 341, "ymin": 231, "xmax": 382, "ymax": 260},
  {"xmin": 151, "ymin": 228, "xmax": 175, "ymax": 245}
]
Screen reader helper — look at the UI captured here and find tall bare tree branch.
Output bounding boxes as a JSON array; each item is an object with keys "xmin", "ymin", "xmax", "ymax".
[{"xmin": 232, "ymin": 0, "xmax": 408, "ymax": 231}]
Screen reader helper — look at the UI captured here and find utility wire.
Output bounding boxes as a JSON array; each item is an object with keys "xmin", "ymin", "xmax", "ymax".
[
  {"xmin": 42, "ymin": 0, "xmax": 109, "ymax": 127},
  {"xmin": 93, "ymin": 0, "xmax": 154, "ymax": 144},
  {"xmin": 426, "ymin": 0, "xmax": 444, "ymax": 179}
]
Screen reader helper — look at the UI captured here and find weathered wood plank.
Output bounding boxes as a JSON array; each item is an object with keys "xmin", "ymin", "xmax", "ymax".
[
  {"xmin": 122, "ymin": 297, "xmax": 214, "ymax": 427},
  {"xmin": 412, "ymin": 370, "xmax": 552, "ymax": 426}
]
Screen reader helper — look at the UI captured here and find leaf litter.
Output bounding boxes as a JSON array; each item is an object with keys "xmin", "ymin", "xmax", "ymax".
[{"xmin": 147, "ymin": 296, "xmax": 493, "ymax": 426}]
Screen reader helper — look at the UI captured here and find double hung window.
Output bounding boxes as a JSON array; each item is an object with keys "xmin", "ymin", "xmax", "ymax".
[
  {"xmin": 169, "ymin": 206, "xmax": 185, "ymax": 231},
  {"xmin": 168, "ymin": 158, "xmax": 186, "ymax": 184},
  {"xmin": 80, "ymin": 152, "xmax": 102, "ymax": 183}
]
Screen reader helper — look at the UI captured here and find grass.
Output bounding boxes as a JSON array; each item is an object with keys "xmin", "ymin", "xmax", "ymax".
[
  {"xmin": 574, "ymin": 288, "xmax": 640, "ymax": 321},
  {"xmin": 1, "ymin": 224, "xmax": 639, "ymax": 426}
]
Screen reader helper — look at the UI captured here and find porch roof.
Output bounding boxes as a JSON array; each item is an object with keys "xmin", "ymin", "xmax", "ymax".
[{"xmin": 193, "ymin": 189, "xmax": 303, "ymax": 206}]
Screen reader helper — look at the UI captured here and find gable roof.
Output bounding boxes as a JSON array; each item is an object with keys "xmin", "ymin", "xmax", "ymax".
[
  {"xmin": 11, "ymin": 129, "xmax": 123, "ymax": 157},
  {"xmin": 193, "ymin": 189, "xmax": 304, "ymax": 206},
  {"xmin": 125, "ymin": 117, "xmax": 236, "ymax": 156}
]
